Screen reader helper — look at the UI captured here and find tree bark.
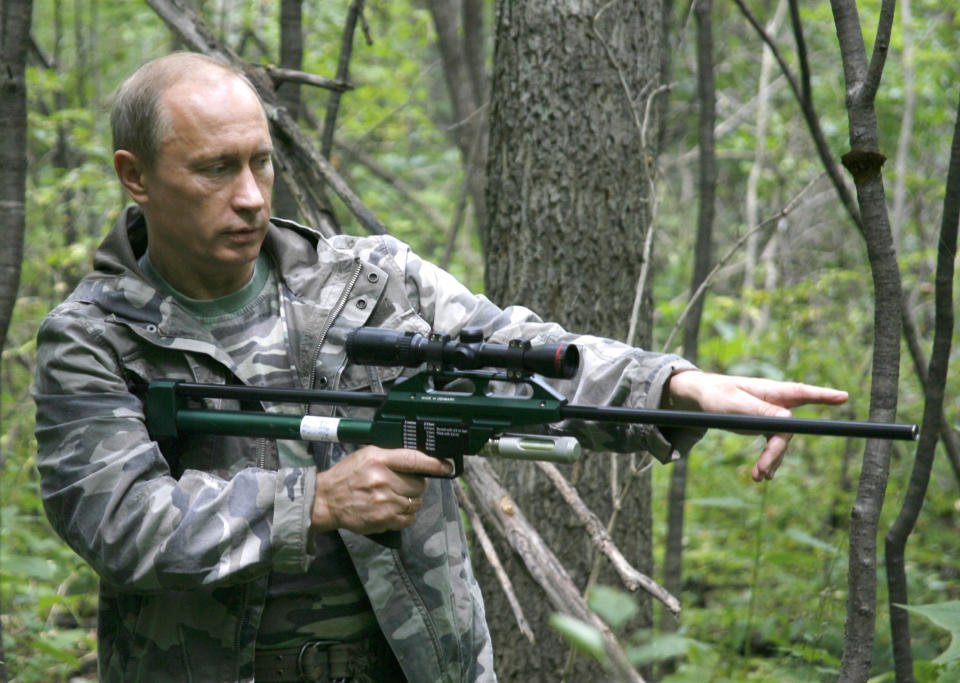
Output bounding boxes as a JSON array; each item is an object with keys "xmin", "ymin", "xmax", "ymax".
[
  {"xmin": 885, "ymin": 84, "xmax": 960, "ymax": 683},
  {"xmin": 0, "ymin": 4, "xmax": 33, "ymax": 680},
  {"xmin": 479, "ymin": 1, "xmax": 663, "ymax": 678},
  {"xmin": 829, "ymin": 2, "xmax": 903, "ymax": 681},
  {"xmin": 425, "ymin": 0, "xmax": 488, "ymax": 231},
  {"xmin": 272, "ymin": 0, "xmax": 304, "ymax": 221},
  {"xmin": 0, "ymin": 0, "xmax": 31, "ymax": 353}
]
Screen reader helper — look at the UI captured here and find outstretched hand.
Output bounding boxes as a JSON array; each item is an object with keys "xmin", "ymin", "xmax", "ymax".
[{"xmin": 666, "ymin": 370, "xmax": 849, "ymax": 482}]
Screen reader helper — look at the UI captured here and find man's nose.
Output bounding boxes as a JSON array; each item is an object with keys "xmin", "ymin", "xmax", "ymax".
[{"xmin": 232, "ymin": 165, "xmax": 267, "ymax": 213}]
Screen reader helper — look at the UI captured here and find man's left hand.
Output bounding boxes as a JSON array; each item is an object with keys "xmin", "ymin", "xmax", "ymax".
[{"xmin": 666, "ymin": 370, "xmax": 849, "ymax": 482}]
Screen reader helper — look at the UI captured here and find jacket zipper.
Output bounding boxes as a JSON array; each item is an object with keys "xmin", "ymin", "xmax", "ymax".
[{"xmin": 306, "ymin": 257, "xmax": 363, "ymax": 399}]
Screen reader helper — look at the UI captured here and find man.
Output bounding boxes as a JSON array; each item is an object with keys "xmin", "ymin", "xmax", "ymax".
[{"xmin": 34, "ymin": 53, "xmax": 847, "ymax": 682}]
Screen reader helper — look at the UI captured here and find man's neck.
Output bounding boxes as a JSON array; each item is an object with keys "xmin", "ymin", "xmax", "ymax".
[{"xmin": 148, "ymin": 250, "xmax": 257, "ymax": 300}]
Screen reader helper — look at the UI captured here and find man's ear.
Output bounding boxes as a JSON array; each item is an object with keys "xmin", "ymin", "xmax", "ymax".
[{"xmin": 114, "ymin": 150, "xmax": 149, "ymax": 204}]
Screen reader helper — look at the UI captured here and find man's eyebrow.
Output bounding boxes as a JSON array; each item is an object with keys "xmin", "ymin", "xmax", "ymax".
[
  {"xmin": 188, "ymin": 147, "xmax": 273, "ymax": 168},
  {"xmin": 188, "ymin": 153, "xmax": 237, "ymax": 168}
]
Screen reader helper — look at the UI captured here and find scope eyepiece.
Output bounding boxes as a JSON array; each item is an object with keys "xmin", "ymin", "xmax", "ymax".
[{"xmin": 346, "ymin": 327, "xmax": 580, "ymax": 379}]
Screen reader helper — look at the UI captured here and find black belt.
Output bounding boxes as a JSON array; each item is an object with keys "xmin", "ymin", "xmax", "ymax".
[{"xmin": 254, "ymin": 636, "xmax": 382, "ymax": 683}]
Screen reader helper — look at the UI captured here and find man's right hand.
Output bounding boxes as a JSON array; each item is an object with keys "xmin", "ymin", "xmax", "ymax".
[{"xmin": 311, "ymin": 446, "xmax": 453, "ymax": 534}]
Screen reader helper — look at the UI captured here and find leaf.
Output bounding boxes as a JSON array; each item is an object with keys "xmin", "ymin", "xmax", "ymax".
[
  {"xmin": 548, "ymin": 613, "xmax": 607, "ymax": 664},
  {"xmin": 625, "ymin": 633, "xmax": 706, "ymax": 666},
  {"xmin": 785, "ymin": 528, "xmax": 839, "ymax": 554},
  {"xmin": 687, "ymin": 496, "xmax": 753, "ymax": 509},
  {"xmin": 587, "ymin": 585, "xmax": 638, "ymax": 630},
  {"xmin": 897, "ymin": 601, "xmax": 960, "ymax": 663},
  {"xmin": 3, "ymin": 554, "xmax": 56, "ymax": 580}
]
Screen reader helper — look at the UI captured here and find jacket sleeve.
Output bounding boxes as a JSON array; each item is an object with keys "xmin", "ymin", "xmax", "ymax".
[
  {"xmin": 394, "ymin": 242, "xmax": 704, "ymax": 463},
  {"xmin": 33, "ymin": 308, "xmax": 316, "ymax": 593}
]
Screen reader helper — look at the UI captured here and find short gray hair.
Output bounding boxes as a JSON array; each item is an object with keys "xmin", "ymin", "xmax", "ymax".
[{"xmin": 110, "ymin": 52, "xmax": 258, "ymax": 168}]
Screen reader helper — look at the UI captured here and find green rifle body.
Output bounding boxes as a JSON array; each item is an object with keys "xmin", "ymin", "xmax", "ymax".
[
  {"xmin": 146, "ymin": 371, "xmax": 917, "ymax": 477},
  {"xmin": 143, "ymin": 328, "xmax": 918, "ymax": 548}
]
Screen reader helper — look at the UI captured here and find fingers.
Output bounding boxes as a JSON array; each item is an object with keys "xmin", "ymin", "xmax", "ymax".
[
  {"xmin": 670, "ymin": 372, "xmax": 848, "ymax": 485},
  {"xmin": 384, "ymin": 448, "xmax": 455, "ymax": 478},
  {"xmin": 751, "ymin": 433, "xmax": 791, "ymax": 482},
  {"xmin": 668, "ymin": 370, "xmax": 850, "ymax": 426},
  {"xmin": 747, "ymin": 378, "xmax": 848, "ymax": 409},
  {"xmin": 311, "ymin": 446, "xmax": 443, "ymax": 535}
]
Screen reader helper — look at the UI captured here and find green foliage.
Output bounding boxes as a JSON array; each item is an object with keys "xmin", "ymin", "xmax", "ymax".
[
  {"xmin": 899, "ymin": 602, "xmax": 960, "ymax": 664},
  {"xmin": 548, "ymin": 612, "xmax": 607, "ymax": 664}
]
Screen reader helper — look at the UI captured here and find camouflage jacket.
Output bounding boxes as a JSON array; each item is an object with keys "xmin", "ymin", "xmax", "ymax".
[{"xmin": 34, "ymin": 206, "xmax": 699, "ymax": 682}]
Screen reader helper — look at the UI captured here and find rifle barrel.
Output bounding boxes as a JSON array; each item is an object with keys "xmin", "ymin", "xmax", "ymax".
[
  {"xmin": 560, "ymin": 405, "xmax": 918, "ymax": 441},
  {"xmin": 167, "ymin": 382, "xmax": 919, "ymax": 441}
]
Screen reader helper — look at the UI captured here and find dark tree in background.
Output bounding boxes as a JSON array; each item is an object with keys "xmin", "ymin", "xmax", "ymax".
[
  {"xmin": 272, "ymin": 0, "xmax": 305, "ymax": 220},
  {"xmin": 1, "ymin": 2, "xmax": 34, "ymax": 680},
  {"xmin": 479, "ymin": 1, "xmax": 665, "ymax": 678},
  {"xmin": 662, "ymin": 0, "xmax": 716, "ymax": 652},
  {"xmin": 0, "ymin": 0, "xmax": 32, "ymax": 350}
]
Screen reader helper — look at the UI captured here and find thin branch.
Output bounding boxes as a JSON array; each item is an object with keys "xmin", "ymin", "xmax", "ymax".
[
  {"xmin": 455, "ymin": 484, "xmax": 535, "ymax": 643},
  {"xmin": 535, "ymin": 462, "xmax": 681, "ymax": 615},
  {"xmin": 864, "ymin": 0, "xmax": 896, "ymax": 103},
  {"xmin": 322, "ymin": 0, "xmax": 366, "ymax": 159},
  {"xmin": 787, "ymin": 0, "xmax": 811, "ymax": 104},
  {"xmin": 662, "ymin": 175, "xmax": 822, "ymax": 352},
  {"xmin": 462, "ymin": 459, "xmax": 645, "ymax": 682},
  {"xmin": 267, "ymin": 102, "xmax": 388, "ymax": 234},
  {"xmin": 270, "ymin": 145, "xmax": 339, "ymax": 238},
  {"xmin": 583, "ymin": 455, "xmax": 656, "ymax": 592},
  {"xmin": 441, "ymin": 112, "xmax": 486, "ymax": 269},
  {"xmin": 900, "ymin": 297, "xmax": 960, "ymax": 485},
  {"xmin": 335, "ymin": 140, "xmax": 447, "ymax": 234},
  {"xmin": 266, "ymin": 65, "xmax": 354, "ymax": 93},
  {"xmin": 733, "ymin": 0, "xmax": 863, "ymax": 234}
]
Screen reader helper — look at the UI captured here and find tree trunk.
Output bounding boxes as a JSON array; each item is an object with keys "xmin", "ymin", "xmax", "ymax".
[
  {"xmin": 479, "ymin": 1, "xmax": 663, "ymax": 678},
  {"xmin": 662, "ymin": 0, "xmax": 716, "ymax": 650},
  {"xmin": 885, "ymin": 84, "xmax": 960, "ymax": 683},
  {"xmin": 0, "ymin": 0, "xmax": 31, "ymax": 352},
  {"xmin": 272, "ymin": 0, "xmax": 304, "ymax": 221},
  {"xmin": 0, "ymin": 3, "xmax": 33, "ymax": 681},
  {"xmin": 829, "ymin": 1, "xmax": 903, "ymax": 680},
  {"xmin": 425, "ymin": 0, "xmax": 488, "ymax": 232}
]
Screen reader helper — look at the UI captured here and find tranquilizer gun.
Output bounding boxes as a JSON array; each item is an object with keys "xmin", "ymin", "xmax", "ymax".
[{"xmin": 145, "ymin": 328, "xmax": 917, "ymax": 546}]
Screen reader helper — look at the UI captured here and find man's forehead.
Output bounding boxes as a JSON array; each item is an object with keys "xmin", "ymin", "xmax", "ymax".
[
  {"xmin": 157, "ymin": 73, "xmax": 268, "ymax": 141},
  {"xmin": 162, "ymin": 71, "xmax": 260, "ymax": 113}
]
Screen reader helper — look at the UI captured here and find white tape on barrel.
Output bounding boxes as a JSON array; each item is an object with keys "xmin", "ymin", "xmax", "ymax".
[{"xmin": 299, "ymin": 416, "xmax": 341, "ymax": 442}]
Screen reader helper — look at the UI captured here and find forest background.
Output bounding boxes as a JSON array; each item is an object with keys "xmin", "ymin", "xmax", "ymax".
[{"xmin": 1, "ymin": 0, "xmax": 958, "ymax": 681}]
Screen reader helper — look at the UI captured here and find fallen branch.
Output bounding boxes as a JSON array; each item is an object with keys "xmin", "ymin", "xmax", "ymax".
[
  {"xmin": 455, "ymin": 484, "xmax": 535, "ymax": 643},
  {"xmin": 536, "ymin": 461, "xmax": 680, "ymax": 616},
  {"xmin": 462, "ymin": 459, "xmax": 644, "ymax": 682}
]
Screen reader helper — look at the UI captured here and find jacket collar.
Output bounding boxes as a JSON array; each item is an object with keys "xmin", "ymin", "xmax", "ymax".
[{"xmin": 80, "ymin": 206, "xmax": 358, "ymax": 326}]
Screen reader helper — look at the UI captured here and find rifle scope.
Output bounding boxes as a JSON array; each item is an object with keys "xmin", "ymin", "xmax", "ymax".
[{"xmin": 346, "ymin": 327, "xmax": 579, "ymax": 379}]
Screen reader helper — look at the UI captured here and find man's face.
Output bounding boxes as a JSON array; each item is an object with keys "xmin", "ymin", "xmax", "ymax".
[{"xmin": 138, "ymin": 73, "xmax": 275, "ymax": 298}]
